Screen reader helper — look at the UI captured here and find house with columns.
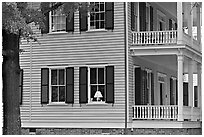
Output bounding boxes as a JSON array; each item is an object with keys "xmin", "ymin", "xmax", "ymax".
[{"xmin": 19, "ymin": 2, "xmax": 202, "ymax": 134}]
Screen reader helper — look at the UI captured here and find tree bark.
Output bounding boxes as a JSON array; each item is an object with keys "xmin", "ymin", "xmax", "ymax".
[{"xmin": 2, "ymin": 29, "xmax": 21, "ymax": 135}]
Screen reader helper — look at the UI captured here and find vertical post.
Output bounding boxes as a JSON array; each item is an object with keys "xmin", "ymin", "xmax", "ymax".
[
  {"xmin": 188, "ymin": 59, "xmax": 194, "ymax": 120},
  {"xmin": 196, "ymin": 4, "xmax": 201, "ymax": 48},
  {"xmin": 177, "ymin": 55, "xmax": 184, "ymax": 121},
  {"xmin": 177, "ymin": 2, "xmax": 183, "ymax": 44},
  {"xmin": 197, "ymin": 63, "xmax": 202, "ymax": 120}
]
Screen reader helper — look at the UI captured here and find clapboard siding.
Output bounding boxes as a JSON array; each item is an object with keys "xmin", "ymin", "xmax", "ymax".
[{"xmin": 20, "ymin": 2, "xmax": 126, "ymax": 127}]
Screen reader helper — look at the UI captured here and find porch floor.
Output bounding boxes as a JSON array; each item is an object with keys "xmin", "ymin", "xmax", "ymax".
[{"xmin": 132, "ymin": 120, "xmax": 201, "ymax": 128}]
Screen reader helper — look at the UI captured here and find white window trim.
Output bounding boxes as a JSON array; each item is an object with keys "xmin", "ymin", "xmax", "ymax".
[
  {"xmin": 48, "ymin": 67, "xmax": 66, "ymax": 104},
  {"xmin": 87, "ymin": 65, "xmax": 107, "ymax": 104},
  {"xmin": 87, "ymin": 2, "xmax": 106, "ymax": 31}
]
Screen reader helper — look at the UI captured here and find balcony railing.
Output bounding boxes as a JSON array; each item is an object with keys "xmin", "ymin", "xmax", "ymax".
[
  {"xmin": 132, "ymin": 105, "xmax": 178, "ymax": 120},
  {"xmin": 132, "ymin": 30, "xmax": 177, "ymax": 45}
]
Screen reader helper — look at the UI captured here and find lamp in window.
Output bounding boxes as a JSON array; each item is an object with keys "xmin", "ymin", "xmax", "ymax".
[{"xmin": 94, "ymin": 91, "xmax": 103, "ymax": 102}]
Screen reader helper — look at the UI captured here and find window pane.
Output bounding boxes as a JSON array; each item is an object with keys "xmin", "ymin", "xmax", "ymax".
[
  {"xmin": 96, "ymin": 13, "xmax": 99, "ymax": 20},
  {"xmin": 101, "ymin": 21, "xmax": 105, "ymax": 29},
  {"xmin": 90, "ymin": 68, "xmax": 97, "ymax": 84},
  {"xmin": 95, "ymin": 2, "xmax": 99, "ymax": 12},
  {"xmin": 91, "ymin": 85, "xmax": 97, "ymax": 101},
  {"xmin": 51, "ymin": 86, "xmax": 58, "ymax": 102},
  {"xmin": 98, "ymin": 85, "xmax": 105, "ymax": 101},
  {"xmin": 59, "ymin": 86, "xmax": 65, "ymax": 102},
  {"xmin": 100, "ymin": 13, "xmax": 105, "ymax": 20},
  {"xmin": 100, "ymin": 3, "xmax": 104, "ymax": 11},
  {"xmin": 98, "ymin": 68, "xmax": 104, "ymax": 84},
  {"xmin": 51, "ymin": 69, "xmax": 57, "ymax": 85},
  {"xmin": 59, "ymin": 69, "xmax": 65, "ymax": 85},
  {"xmin": 96, "ymin": 21, "xmax": 99, "ymax": 29}
]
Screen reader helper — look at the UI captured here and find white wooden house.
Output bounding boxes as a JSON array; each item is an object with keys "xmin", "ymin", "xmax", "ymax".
[{"xmin": 19, "ymin": 2, "xmax": 202, "ymax": 131}]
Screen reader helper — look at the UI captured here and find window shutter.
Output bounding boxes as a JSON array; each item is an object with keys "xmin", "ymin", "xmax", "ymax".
[
  {"xmin": 79, "ymin": 67, "xmax": 88, "ymax": 103},
  {"xmin": 65, "ymin": 67, "xmax": 74, "ymax": 103},
  {"xmin": 41, "ymin": 2, "xmax": 50, "ymax": 34},
  {"xmin": 79, "ymin": 8, "xmax": 88, "ymax": 31},
  {"xmin": 183, "ymin": 82, "xmax": 188, "ymax": 106},
  {"xmin": 169, "ymin": 19, "xmax": 172, "ymax": 30},
  {"xmin": 139, "ymin": 2, "xmax": 146, "ymax": 31},
  {"xmin": 41, "ymin": 68, "xmax": 49, "ymax": 104},
  {"xmin": 135, "ymin": 67, "xmax": 141, "ymax": 105},
  {"xmin": 105, "ymin": 66, "xmax": 114, "ymax": 103},
  {"xmin": 66, "ymin": 13, "xmax": 74, "ymax": 32},
  {"xmin": 105, "ymin": 2, "xmax": 114, "ymax": 30},
  {"xmin": 131, "ymin": 2, "xmax": 135, "ymax": 31},
  {"xmin": 176, "ymin": 79, "xmax": 178, "ymax": 105},
  {"xmin": 175, "ymin": 23, "xmax": 177, "ymax": 30},
  {"xmin": 151, "ymin": 72, "xmax": 154, "ymax": 105},
  {"xmin": 19, "ymin": 69, "xmax": 23, "ymax": 105},
  {"xmin": 144, "ymin": 70, "xmax": 148, "ymax": 105},
  {"xmin": 194, "ymin": 86, "xmax": 198, "ymax": 107},
  {"xmin": 150, "ymin": 6, "xmax": 153, "ymax": 31},
  {"xmin": 170, "ymin": 78, "xmax": 174, "ymax": 105}
]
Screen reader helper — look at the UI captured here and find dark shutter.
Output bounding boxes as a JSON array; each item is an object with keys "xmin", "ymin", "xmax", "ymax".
[
  {"xmin": 131, "ymin": 2, "xmax": 135, "ymax": 31},
  {"xmin": 169, "ymin": 19, "xmax": 172, "ymax": 30},
  {"xmin": 176, "ymin": 80, "xmax": 178, "ymax": 105},
  {"xmin": 66, "ymin": 13, "xmax": 74, "ymax": 32},
  {"xmin": 151, "ymin": 72, "xmax": 154, "ymax": 105},
  {"xmin": 65, "ymin": 67, "xmax": 74, "ymax": 103},
  {"xmin": 41, "ymin": 2, "xmax": 50, "ymax": 34},
  {"xmin": 175, "ymin": 23, "xmax": 177, "ymax": 30},
  {"xmin": 79, "ymin": 67, "xmax": 88, "ymax": 103},
  {"xmin": 150, "ymin": 6, "xmax": 153, "ymax": 31},
  {"xmin": 79, "ymin": 8, "xmax": 88, "ymax": 31},
  {"xmin": 139, "ymin": 2, "xmax": 146, "ymax": 31},
  {"xmin": 170, "ymin": 78, "xmax": 174, "ymax": 105},
  {"xmin": 41, "ymin": 68, "xmax": 49, "ymax": 104},
  {"xmin": 135, "ymin": 67, "xmax": 141, "ymax": 105},
  {"xmin": 183, "ymin": 82, "xmax": 188, "ymax": 106},
  {"xmin": 105, "ymin": 2, "xmax": 114, "ymax": 30},
  {"xmin": 19, "ymin": 69, "xmax": 23, "ymax": 105},
  {"xmin": 194, "ymin": 86, "xmax": 198, "ymax": 107},
  {"xmin": 106, "ymin": 66, "xmax": 114, "ymax": 103}
]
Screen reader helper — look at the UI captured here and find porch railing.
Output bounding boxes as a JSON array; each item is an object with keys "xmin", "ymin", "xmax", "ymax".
[
  {"xmin": 132, "ymin": 30, "xmax": 177, "ymax": 45},
  {"xmin": 132, "ymin": 105, "xmax": 178, "ymax": 120}
]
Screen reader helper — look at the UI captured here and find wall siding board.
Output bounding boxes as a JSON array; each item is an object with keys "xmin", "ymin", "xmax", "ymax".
[{"xmin": 20, "ymin": 2, "xmax": 126, "ymax": 127}]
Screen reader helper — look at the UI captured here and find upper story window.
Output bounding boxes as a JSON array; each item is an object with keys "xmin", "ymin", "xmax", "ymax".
[
  {"xmin": 50, "ymin": 4, "xmax": 66, "ymax": 32},
  {"xmin": 89, "ymin": 2, "xmax": 105, "ymax": 30}
]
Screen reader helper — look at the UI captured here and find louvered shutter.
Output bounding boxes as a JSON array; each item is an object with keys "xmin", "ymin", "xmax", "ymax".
[
  {"xmin": 135, "ymin": 67, "xmax": 141, "ymax": 105},
  {"xmin": 105, "ymin": 2, "xmax": 114, "ymax": 30},
  {"xmin": 150, "ymin": 6, "xmax": 153, "ymax": 31},
  {"xmin": 41, "ymin": 68, "xmax": 49, "ymax": 104},
  {"xmin": 79, "ymin": 8, "xmax": 88, "ymax": 31},
  {"xmin": 170, "ymin": 78, "xmax": 174, "ymax": 105},
  {"xmin": 169, "ymin": 19, "xmax": 172, "ymax": 30},
  {"xmin": 183, "ymin": 82, "xmax": 188, "ymax": 106},
  {"xmin": 175, "ymin": 23, "xmax": 177, "ymax": 30},
  {"xmin": 144, "ymin": 70, "xmax": 148, "ymax": 105},
  {"xmin": 139, "ymin": 2, "xmax": 146, "ymax": 31},
  {"xmin": 65, "ymin": 67, "xmax": 74, "ymax": 103},
  {"xmin": 176, "ymin": 79, "xmax": 178, "ymax": 105},
  {"xmin": 151, "ymin": 72, "xmax": 154, "ymax": 105},
  {"xmin": 19, "ymin": 69, "xmax": 23, "ymax": 105},
  {"xmin": 66, "ymin": 13, "xmax": 74, "ymax": 32},
  {"xmin": 194, "ymin": 86, "xmax": 198, "ymax": 107},
  {"xmin": 41, "ymin": 2, "xmax": 50, "ymax": 34},
  {"xmin": 131, "ymin": 2, "xmax": 135, "ymax": 31},
  {"xmin": 106, "ymin": 66, "xmax": 114, "ymax": 103},
  {"xmin": 79, "ymin": 67, "xmax": 88, "ymax": 103}
]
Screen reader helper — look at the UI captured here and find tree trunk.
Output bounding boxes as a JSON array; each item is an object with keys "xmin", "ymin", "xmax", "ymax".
[{"xmin": 2, "ymin": 29, "xmax": 21, "ymax": 135}]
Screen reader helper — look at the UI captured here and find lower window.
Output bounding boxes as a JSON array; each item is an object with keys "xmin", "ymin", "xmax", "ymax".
[
  {"xmin": 89, "ymin": 67, "xmax": 105, "ymax": 102},
  {"xmin": 51, "ymin": 69, "xmax": 65, "ymax": 102}
]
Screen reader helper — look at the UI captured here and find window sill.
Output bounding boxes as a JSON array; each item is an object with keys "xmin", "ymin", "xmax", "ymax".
[
  {"xmin": 48, "ymin": 31, "xmax": 68, "ymax": 35},
  {"xmin": 86, "ymin": 29, "xmax": 108, "ymax": 33},
  {"xmin": 47, "ymin": 102, "xmax": 68, "ymax": 106},
  {"xmin": 86, "ymin": 102, "xmax": 108, "ymax": 106}
]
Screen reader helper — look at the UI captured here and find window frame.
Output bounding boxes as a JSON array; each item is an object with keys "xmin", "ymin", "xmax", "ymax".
[
  {"xmin": 88, "ymin": 2, "xmax": 106, "ymax": 31},
  {"xmin": 88, "ymin": 65, "xmax": 106, "ymax": 104},
  {"xmin": 49, "ymin": 3, "xmax": 67, "ymax": 33},
  {"xmin": 49, "ymin": 67, "xmax": 67, "ymax": 104}
]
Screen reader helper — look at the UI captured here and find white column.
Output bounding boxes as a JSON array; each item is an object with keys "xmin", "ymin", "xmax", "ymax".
[
  {"xmin": 196, "ymin": 4, "xmax": 201, "ymax": 48},
  {"xmin": 177, "ymin": 55, "xmax": 184, "ymax": 121},
  {"xmin": 197, "ymin": 63, "xmax": 202, "ymax": 121},
  {"xmin": 188, "ymin": 59, "xmax": 194, "ymax": 107},
  {"xmin": 177, "ymin": 2, "xmax": 183, "ymax": 44},
  {"xmin": 187, "ymin": 2, "xmax": 193, "ymax": 37}
]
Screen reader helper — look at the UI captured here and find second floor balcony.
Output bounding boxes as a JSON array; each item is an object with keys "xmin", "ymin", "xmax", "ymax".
[{"xmin": 132, "ymin": 30, "xmax": 201, "ymax": 52}]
